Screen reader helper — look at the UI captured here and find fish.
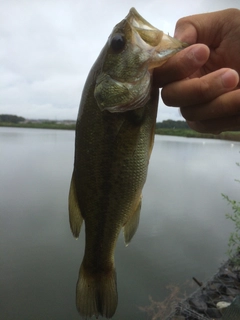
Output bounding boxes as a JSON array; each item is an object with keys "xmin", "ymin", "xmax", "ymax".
[{"xmin": 69, "ymin": 7, "xmax": 187, "ymax": 319}]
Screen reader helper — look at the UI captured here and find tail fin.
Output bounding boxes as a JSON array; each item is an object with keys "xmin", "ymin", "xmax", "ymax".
[{"xmin": 76, "ymin": 263, "xmax": 118, "ymax": 319}]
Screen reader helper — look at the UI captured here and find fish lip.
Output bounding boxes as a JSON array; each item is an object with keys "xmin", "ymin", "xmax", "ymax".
[
  {"xmin": 127, "ymin": 7, "xmax": 188, "ymax": 69},
  {"xmin": 128, "ymin": 8, "xmax": 159, "ymax": 32}
]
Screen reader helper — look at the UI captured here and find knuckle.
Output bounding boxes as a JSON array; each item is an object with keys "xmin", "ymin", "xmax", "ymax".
[{"xmin": 198, "ymin": 78, "xmax": 212, "ymax": 99}]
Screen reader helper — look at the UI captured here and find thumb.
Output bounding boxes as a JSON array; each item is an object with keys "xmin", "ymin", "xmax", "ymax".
[
  {"xmin": 174, "ymin": 9, "xmax": 235, "ymax": 46},
  {"xmin": 174, "ymin": 21, "xmax": 197, "ymax": 44}
]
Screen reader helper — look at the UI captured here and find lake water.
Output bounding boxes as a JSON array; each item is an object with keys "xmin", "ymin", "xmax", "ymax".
[{"xmin": 1, "ymin": 127, "xmax": 240, "ymax": 320}]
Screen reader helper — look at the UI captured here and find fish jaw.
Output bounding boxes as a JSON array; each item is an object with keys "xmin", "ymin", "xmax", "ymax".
[
  {"xmin": 94, "ymin": 7, "xmax": 188, "ymax": 113},
  {"xmin": 148, "ymin": 33, "xmax": 189, "ymax": 69},
  {"xmin": 128, "ymin": 8, "xmax": 188, "ymax": 69}
]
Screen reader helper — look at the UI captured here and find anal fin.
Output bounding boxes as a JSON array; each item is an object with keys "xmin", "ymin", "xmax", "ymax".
[
  {"xmin": 68, "ymin": 173, "xmax": 83, "ymax": 238},
  {"xmin": 123, "ymin": 196, "xmax": 142, "ymax": 246}
]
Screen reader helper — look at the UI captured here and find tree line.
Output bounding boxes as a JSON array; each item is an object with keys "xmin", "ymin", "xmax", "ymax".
[
  {"xmin": 0, "ymin": 114, "xmax": 25, "ymax": 123},
  {"xmin": 1, "ymin": 114, "xmax": 189, "ymax": 129},
  {"xmin": 156, "ymin": 120, "xmax": 190, "ymax": 129}
]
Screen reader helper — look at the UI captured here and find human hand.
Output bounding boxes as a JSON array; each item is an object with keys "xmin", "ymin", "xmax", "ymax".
[{"xmin": 154, "ymin": 9, "xmax": 240, "ymax": 133}]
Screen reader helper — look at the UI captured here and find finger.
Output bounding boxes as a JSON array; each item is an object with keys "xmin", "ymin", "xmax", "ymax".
[
  {"xmin": 174, "ymin": 9, "xmax": 239, "ymax": 46},
  {"xmin": 174, "ymin": 22, "xmax": 197, "ymax": 44},
  {"xmin": 180, "ymin": 89, "xmax": 240, "ymax": 121},
  {"xmin": 187, "ymin": 116, "xmax": 240, "ymax": 134},
  {"xmin": 153, "ymin": 44, "xmax": 209, "ymax": 87},
  {"xmin": 162, "ymin": 68, "xmax": 239, "ymax": 107}
]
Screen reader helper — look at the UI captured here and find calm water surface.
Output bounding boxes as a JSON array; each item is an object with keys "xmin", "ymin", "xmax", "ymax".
[{"xmin": 1, "ymin": 127, "xmax": 240, "ymax": 319}]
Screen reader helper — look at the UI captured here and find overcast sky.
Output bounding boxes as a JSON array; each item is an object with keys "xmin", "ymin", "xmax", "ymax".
[{"xmin": 1, "ymin": 0, "xmax": 239, "ymax": 121}]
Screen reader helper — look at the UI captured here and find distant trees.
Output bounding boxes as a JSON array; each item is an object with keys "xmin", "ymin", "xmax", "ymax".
[
  {"xmin": 0, "ymin": 114, "xmax": 25, "ymax": 123},
  {"xmin": 0, "ymin": 115, "xmax": 189, "ymax": 129},
  {"xmin": 156, "ymin": 120, "xmax": 190, "ymax": 129}
]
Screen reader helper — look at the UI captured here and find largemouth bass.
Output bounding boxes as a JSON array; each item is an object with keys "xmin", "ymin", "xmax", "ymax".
[{"xmin": 69, "ymin": 8, "xmax": 187, "ymax": 319}]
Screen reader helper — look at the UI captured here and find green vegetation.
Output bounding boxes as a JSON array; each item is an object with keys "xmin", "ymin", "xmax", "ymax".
[
  {"xmin": 0, "ymin": 114, "xmax": 76, "ymax": 130},
  {"xmin": 223, "ymin": 162, "xmax": 240, "ymax": 265},
  {"xmin": 156, "ymin": 119, "xmax": 189, "ymax": 130},
  {"xmin": 0, "ymin": 114, "xmax": 25, "ymax": 123},
  {"xmin": 155, "ymin": 119, "xmax": 240, "ymax": 141},
  {"xmin": 0, "ymin": 121, "xmax": 76, "ymax": 130},
  {"xmin": 1, "ymin": 114, "xmax": 240, "ymax": 142},
  {"xmin": 155, "ymin": 128, "xmax": 240, "ymax": 142}
]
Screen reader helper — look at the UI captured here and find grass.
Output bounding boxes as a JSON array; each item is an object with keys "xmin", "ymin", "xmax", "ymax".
[{"xmin": 155, "ymin": 128, "xmax": 240, "ymax": 142}]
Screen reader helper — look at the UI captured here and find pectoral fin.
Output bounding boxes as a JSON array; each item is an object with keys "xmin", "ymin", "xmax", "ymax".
[
  {"xmin": 68, "ymin": 174, "xmax": 83, "ymax": 238},
  {"xmin": 123, "ymin": 197, "xmax": 142, "ymax": 246}
]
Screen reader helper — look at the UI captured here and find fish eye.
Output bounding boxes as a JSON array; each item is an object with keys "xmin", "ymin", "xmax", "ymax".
[{"xmin": 110, "ymin": 34, "xmax": 126, "ymax": 53}]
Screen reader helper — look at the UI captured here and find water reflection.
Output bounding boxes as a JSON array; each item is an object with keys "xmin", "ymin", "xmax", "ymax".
[{"xmin": 1, "ymin": 128, "xmax": 240, "ymax": 319}]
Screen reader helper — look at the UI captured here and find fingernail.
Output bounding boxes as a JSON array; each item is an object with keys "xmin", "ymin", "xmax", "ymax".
[
  {"xmin": 174, "ymin": 29, "xmax": 181, "ymax": 40},
  {"xmin": 221, "ymin": 69, "xmax": 239, "ymax": 88}
]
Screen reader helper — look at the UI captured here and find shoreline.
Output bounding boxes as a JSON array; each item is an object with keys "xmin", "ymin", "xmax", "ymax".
[
  {"xmin": 1, "ymin": 123, "xmax": 240, "ymax": 142},
  {"xmin": 166, "ymin": 255, "xmax": 240, "ymax": 319}
]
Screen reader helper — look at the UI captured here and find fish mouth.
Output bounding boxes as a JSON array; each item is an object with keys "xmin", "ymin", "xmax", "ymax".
[
  {"xmin": 94, "ymin": 8, "xmax": 188, "ymax": 114},
  {"xmin": 127, "ymin": 8, "xmax": 188, "ymax": 69}
]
